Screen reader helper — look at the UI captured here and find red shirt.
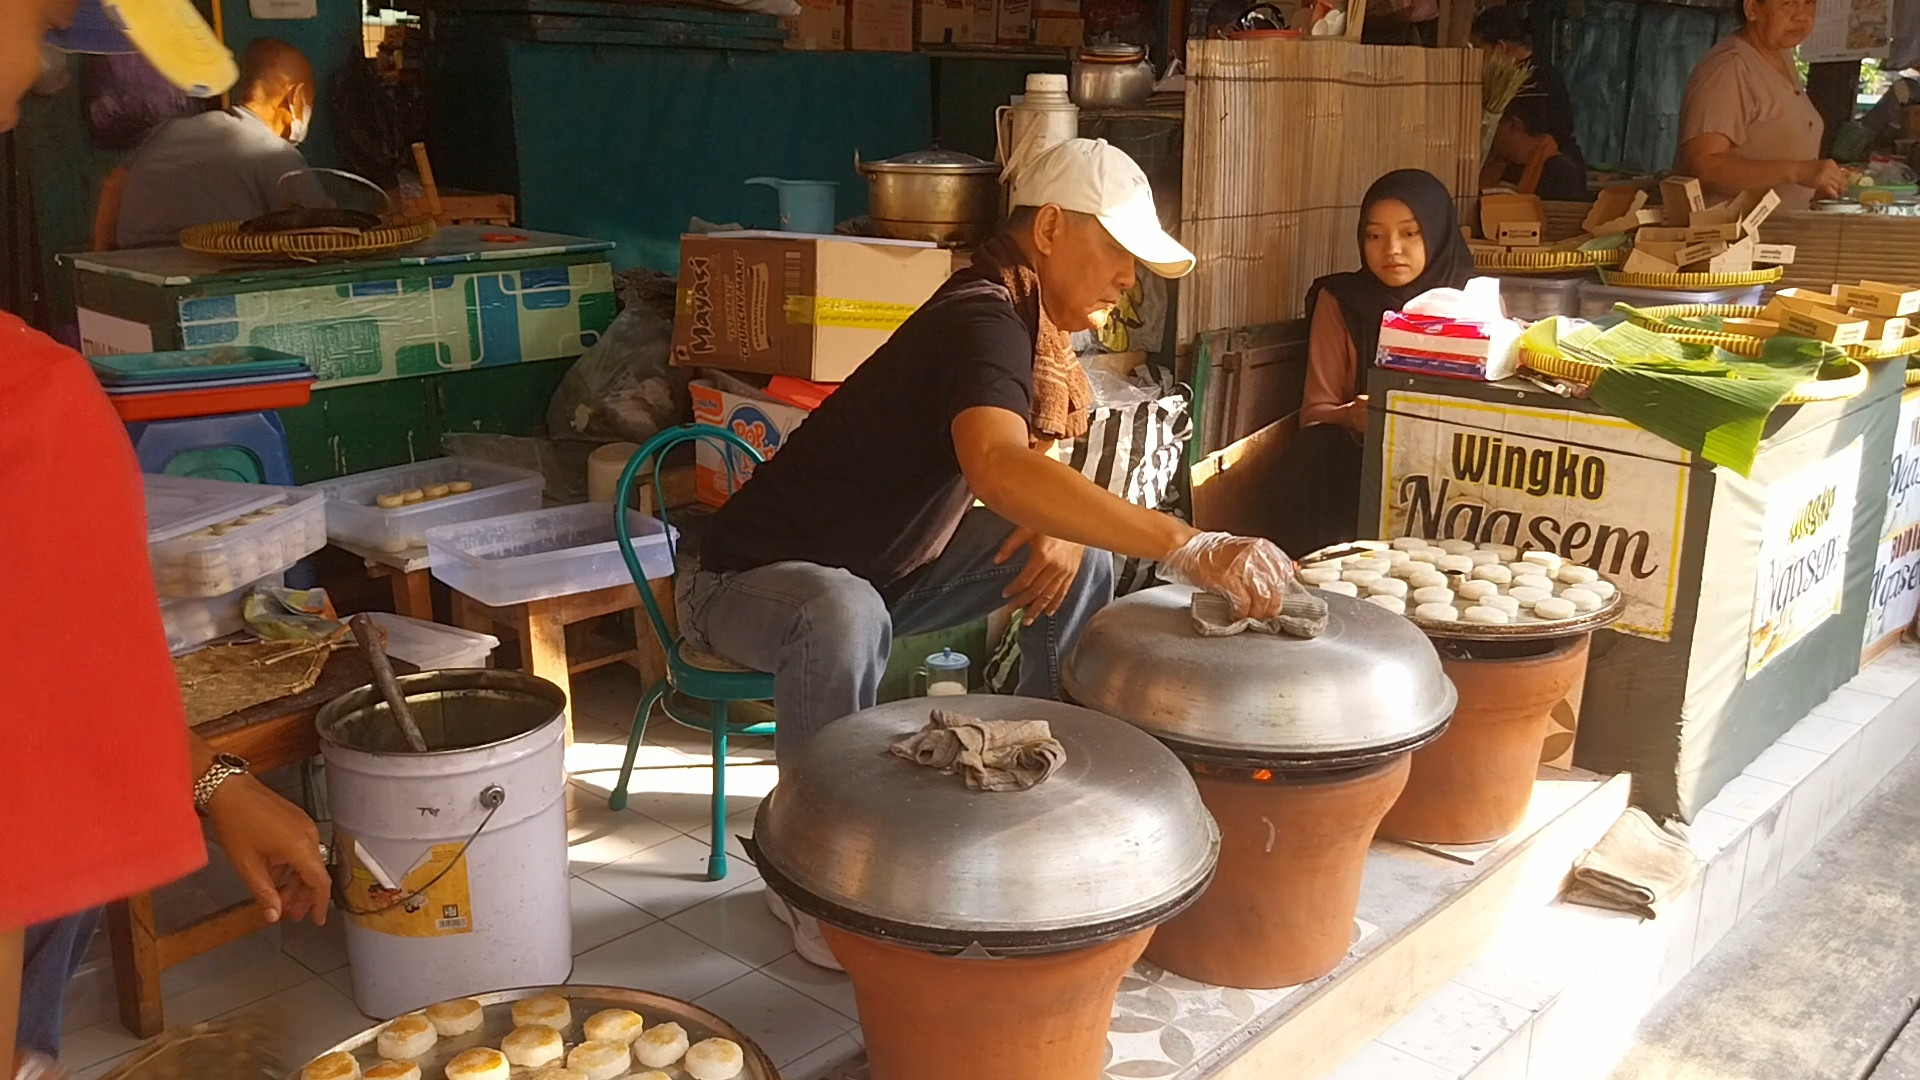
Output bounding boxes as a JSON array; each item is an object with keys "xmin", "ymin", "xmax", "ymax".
[{"xmin": 0, "ymin": 312, "xmax": 206, "ymax": 928}]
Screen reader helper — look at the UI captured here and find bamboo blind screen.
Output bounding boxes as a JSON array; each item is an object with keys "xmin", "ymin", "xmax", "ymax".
[{"xmin": 1179, "ymin": 39, "xmax": 1483, "ymax": 343}]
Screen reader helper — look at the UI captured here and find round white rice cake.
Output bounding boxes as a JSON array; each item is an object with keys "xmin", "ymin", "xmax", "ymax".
[
  {"xmin": 1456, "ymin": 580, "xmax": 1498, "ymax": 601},
  {"xmin": 1412, "ymin": 586, "xmax": 1455, "ymax": 606},
  {"xmin": 1588, "ymin": 580, "xmax": 1618, "ymax": 600},
  {"xmin": 1410, "ymin": 570, "xmax": 1450, "ymax": 590},
  {"xmin": 1482, "ymin": 594, "xmax": 1521, "ymax": 616},
  {"xmin": 1298, "ymin": 567, "xmax": 1341, "ymax": 586},
  {"xmin": 1368, "ymin": 578, "xmax": 1409, "ymax": 599},
  {"xmin": 1466, "ymin": 549, "xmax": 1502, "ymax": 566},
  {"xmin": 1436, "ymin": 554, "xmax": 1475, "ymax": 574},
  {"xmin": 1521, "ymin": 550, "xmax": 1563, "ymax": 571},
  {"xmin": 1508, "ymin": 586, "xmax": 1550, "ymax": 608},
  {"xmin": 424, "ymin": 999, "xmax": 484, "ymax": 1037},
  {"xmin": 1557, "ymin": 564, "xmax": 1599, "ymax": 585},
  {"xmin": 1390, "ymin": 536, "xmax": 1429, "ymax": 551},
  {"xmin": 1480, "ymin": 543, "xmax": 1519, "ymax": 561},
  {"xmin": 1437, "ymin": 538, "xmax": 1478, "ymax": 554},
  {"xmin": 375, "ymin": 1014, "xmax": 436, "ymax": 1060},
  {"xmin": 1561, "ymin": 587, "xmax": 1603, "ymax": 612},
  {"xmin": 1470, "ymin": 565, "xmax": 1513, "ymax": 585},
  {"xmin": 1342, "ymin": 569, "xmax": 1384, "ymax": 587},
  {"xmin": 1409, "ymin": 549, "xmax": 1442, "ymax": 564},
  {"xmin": 1316, "ymin": 580, "xmax": 1360, "ymax": 597},
  {"xmin": 1415, "ymin": 602, "xmax": 1460, "ymax": 621},
  {"xmin": 1366, "ymin": 595, "xmax": 1407, "ymax": 615},
  {"xmin": 1463, "ymin": 605, "xmax": 1510, "ymax": 625},
  {"xmin": 1533, "ymin": 596, "xmax": 1577, "ymax": 620}
]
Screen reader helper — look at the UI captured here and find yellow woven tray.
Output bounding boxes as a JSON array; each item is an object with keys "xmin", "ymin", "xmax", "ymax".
[
  {"xmin": 1627, "ymin": 302, "xmax": 1920, "ymax": 361},
  {"xmin": 1598, "ymin": 266, "xmax": 1785, "ymax": 290},
  {"xmin": 1473, "ymin": 247, "xmax": 1625, "ymax": 274},
  {"xmin": 1907, "ymin": 365, "xmax": 1920, "ymax": 387},
  {"xmin": 1847, "ymin": 329, "xmax": 1920, "ymax": 361},
  {"xmin": 180, "ymin": 218, "xmax": 437, "ymax": 261},
  {"xmin": 1517, "ymin": 347, "xmax": 1868, "ymax": 404}
]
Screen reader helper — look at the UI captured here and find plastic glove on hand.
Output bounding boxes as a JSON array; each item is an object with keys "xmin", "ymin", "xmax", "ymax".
[{"xmin": 1162, "ymin": 532, "xmax": 1294, "ymax": 620}]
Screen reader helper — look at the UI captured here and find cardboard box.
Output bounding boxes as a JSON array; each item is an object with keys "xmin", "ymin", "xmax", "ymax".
[
  {"xmin": 1640, "ymin": 239, "xmax": 1723, "ymax": 267},
  {"xmin": 1723, "ymin": 317, "xmax": 1780, "ymax": 339},
  {"xmin": 1032, "ymin": 13, "xmax": 1083, "ymax": 45},
  {"xmin": 996, "ymin": 0, "xmax": 1032, "ymax": 43},
  {"xmin": 1780, "ymin": 306, "xmax": 1869, "ymax": 346},
  {"xmin": 851, "ymin": 0, "xmax": 913, "ymax": 50},
  {"xmin": 969, "ymin": 0, "xmax": 997, "ymax": 42},
  {"xmin": 1860, "ymin": 314, "xmax": 1912, "ymax": 348},
  {"xmin": 1835, "ymin": 280, "xmax": 1920, "ymax": 318},
  {"xmin": 1584, "ymin": 184, "xmax": 1649, "ymax": 235},
  {"xmin": 1728, "ymin": 188, "xmax": 1782, "ymax": 236},
  {"xmin": 1687, "ymin": 222, "xmax": 1742, "ymax": 244},
  {"xmin": 1622, "ymin": 247, "xmax": 1681, "ymax": 276},
  {"xmin": 689, "ymin": 380, "xmax": 813, "ymax": 507},
  {"xmin": 785, "ymin": 0, "xmax": 848, "ymax": 49},
  {"xmin": 1661, "ymin": 176, "xmax": 1705, "ymax": 225},
  {"xmin": 1480, "ymin": 193, "xmax": 1545, "ymax": 241},
  {"xmin": 1686, "ymin": 206, "xmax": 1741, "ymax": 231},
  {"xmin": 1634, "ymin": 227, "xmax": 1692, "ymax": 246},
  {"xmin": 1769, "ymin": 287, "xmax": 1840, "ymax": 315},
  {"xmin": 1699, "ymin": 238, "xmax": 1754, "ymax": 275},
  {"xmin": 918, "ymin": 0, "xmax": 973, "ymax": 42},
  {"xmin": 671, "ymin": 232, "xmax": 953, "ymax": 381},
  {"xmin": 1496, "ymin": 221, "xmax": 1543, "ymax": 247},
  {"xmin": 1753, "ymin": 243, "xmax": 1797, "ymax": 266}
]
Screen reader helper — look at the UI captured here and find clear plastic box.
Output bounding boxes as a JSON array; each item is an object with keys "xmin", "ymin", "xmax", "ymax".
[
  {"xmin": 147, "ymin": 476, "xmax": 328, "ymax": 598},
  {"xmin": 365, "ymin": 612, "xmax": 500, "ymax": 669},
  {"xmin": 1577, "ymin": 282, "xmax": 1767, "ymax": 321},
  {"xmin": 159, "ymin": 571, "xmax": 283, "ymax": 655},
  {"xmin": 308, "ymin": 458, "xmax": 545, "ymax": 554},
  {"xmin": 1499, "ymin": 275, "xmax": 1589, "ymax": 321},
  {"xmin": 424, "ymin": 502, "xmax": 677, "ymax": 608}
]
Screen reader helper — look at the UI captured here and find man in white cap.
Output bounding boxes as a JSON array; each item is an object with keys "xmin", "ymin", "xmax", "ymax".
[
  {"xmin": 3, "ymin": 6, "xmax": 327, "ymax": 1077},
  {"xmin": 682, "ymin": 137, "xmax": 1293, "ymax": 968}
]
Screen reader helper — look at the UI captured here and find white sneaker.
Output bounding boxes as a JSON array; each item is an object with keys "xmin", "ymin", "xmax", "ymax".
[{"xmin": 763, "ymin": 888, "xmax": 844, "ymax": 971}]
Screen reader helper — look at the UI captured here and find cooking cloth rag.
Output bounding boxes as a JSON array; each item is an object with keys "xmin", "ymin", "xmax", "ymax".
[
  {"xmin": 1189, "ymin": 584, "xmax": 1329, "ymax": 639},
  {"xmin": 890, "ymin": 708, "xmax": 1066, "ymax": 792},
  {"xmin": 1565, "ymin": 807, "xmax": 1698, "ymax": 919}
]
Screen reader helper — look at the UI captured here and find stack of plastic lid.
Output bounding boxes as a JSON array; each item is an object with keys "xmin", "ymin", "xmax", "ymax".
[{"xmin": 93, "ymin": 346, "xmax": 316, "ymax": 423}]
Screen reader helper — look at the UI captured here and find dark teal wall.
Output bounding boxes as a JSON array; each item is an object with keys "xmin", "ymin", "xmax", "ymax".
[
  {"xmin": 1543, "ymin": 0, "xmax": 1739, "ymax": 172},
  {"xmin": 222, "ymin": 0, "xmax": 365, "ymax": 172}
]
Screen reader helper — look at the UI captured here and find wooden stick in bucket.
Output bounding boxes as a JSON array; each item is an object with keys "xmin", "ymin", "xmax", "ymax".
[{"xmin": 349, "ymin": 613, "xmax": 430, "ymax": 753}]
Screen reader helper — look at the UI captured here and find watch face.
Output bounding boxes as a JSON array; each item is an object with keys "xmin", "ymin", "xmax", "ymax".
[{"xmin": 215, "ymin": 752, "xmax": 249, "ymax": 770}]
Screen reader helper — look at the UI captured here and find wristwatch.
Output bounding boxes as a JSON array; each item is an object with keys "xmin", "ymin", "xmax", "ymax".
[{"xmin": 193, "ymin": 752, "xmax": 250, "ymax": 815}]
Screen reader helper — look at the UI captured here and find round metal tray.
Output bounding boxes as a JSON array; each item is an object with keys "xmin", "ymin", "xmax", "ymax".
[
  {"xmin": 299, "ymin": 985, "xmax": 778, "ymax": 1080},
  {"xmin": 1409, "ymin": 586, "xmax": 1626, "ymax": 642}
]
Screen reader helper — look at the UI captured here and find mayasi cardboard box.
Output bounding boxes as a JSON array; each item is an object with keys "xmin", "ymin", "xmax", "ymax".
[
  {"xmin": 689, "ymin": 380, "xmax": 813, "ymax": 506},
  {"xmin": 784, "ymin": 0, "xmax": 848, "ymax": 49},
  {"xmin": 672, "ymin": 232, "xmax": 952, "ymax": 382}
]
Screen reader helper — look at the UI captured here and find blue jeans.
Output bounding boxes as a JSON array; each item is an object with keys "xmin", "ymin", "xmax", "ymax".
[
  {"xmin": 17, "ymin": 908, "xmax": 103, "ymax": 1058},
  {"xmin": 679, "ymin": 506, "xmax": 1115, "ymax": 760}
]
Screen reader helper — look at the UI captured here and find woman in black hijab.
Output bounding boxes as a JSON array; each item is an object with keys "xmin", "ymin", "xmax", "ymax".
[{"xmin": 1266, "ymin": 169, "xmax": 1477, "ymax": 556}]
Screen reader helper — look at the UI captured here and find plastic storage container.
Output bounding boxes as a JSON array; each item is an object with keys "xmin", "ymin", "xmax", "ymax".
[
  {"xmin": 309, "ymin": 458, "xmax": 546, "ymax": 554},
  {"xmin": 1577, "ymin": 282, "xmax": 1767, "ymax": 321},
  {"xmin": 1499, "ymin": 275, "xmax": 1590, "ymax": 320},
  {"xmin": 364, "ymin": 611, "xmax": 500, "ymax": 669},
  {"xmin": 424, "ymin": 502, "xmax": 677, "ymax": 608},
  {"xmin": 145, "ymin": 474, "xmax": 328, "ymax": 598},
  {"xmin": 159, "ymin": 572, "xmax": 283, "ymax": 655}
]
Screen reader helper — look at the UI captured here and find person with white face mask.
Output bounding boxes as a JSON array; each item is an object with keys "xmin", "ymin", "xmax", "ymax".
[{"xmin": 113, "ymin": 36, "xmax": 332, "ymax": 248}]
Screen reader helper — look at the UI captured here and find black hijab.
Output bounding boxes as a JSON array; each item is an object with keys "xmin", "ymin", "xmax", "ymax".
[{"xmin": 1305, "ymin": 169, "xmax": 1478, "ymax": 369}]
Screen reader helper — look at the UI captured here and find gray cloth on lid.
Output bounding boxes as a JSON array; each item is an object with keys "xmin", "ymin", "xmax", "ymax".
[
  {"xmin": 1566, "ymin": 808, "xmax": 1698, "ymax": 919},
  {"xmin": 889, "ymin": 708, "xmax": 1066, "ymax": 792},
  {"xmin": 1189, "ymin": 585, "xmax": 1329, "ymax": 639}
]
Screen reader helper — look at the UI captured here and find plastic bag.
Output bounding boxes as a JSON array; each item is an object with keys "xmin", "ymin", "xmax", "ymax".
[
  {"xmin": 1161, "ymin": 532, "xmax": 1295, "ymax": 619},
  {"xmin": 81, "ymin": 52, "xmax": 198, "ymax": 150},
  {"xmin": 546, "ymin": 302, "xmax": 688, "ymax": 445}
]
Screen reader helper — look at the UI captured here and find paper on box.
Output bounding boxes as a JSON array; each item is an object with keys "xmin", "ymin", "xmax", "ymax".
[
  {"xmin": 1753, "ymin": 243, "xmax": 1796, "ymax": 265},
  {"xmin": 671, "ymin": 232, "xmax": 951, "ymax": 381},
  {"xmin": 689, "ymin": 380, "xmax": 813, "ymax": 507},
  {"xmin": 1860, "ymin": 314, "xmax": 1911, "ymax": 347},
  {"xmin": 996, "ymin": 0, "xmax": 1032, "ymax": 43},
  {"xmin": 1728, "ymin": 188, "xmax": 1782, "ymax": 236},
  {"xmin": 1480, "ymin": 193, "xmax": 1545, "ymax": 241},
  {"xmin": 1496, "ymin": 221, "xmax": 1544, "ymax": 246},
  {"xmin": 1660, "ymin": 177, "xmax": 1705, "ymax": 225},
  {"xmin": 1687, "ymin": 222, "xmax": 1742, "ymax": 244}
]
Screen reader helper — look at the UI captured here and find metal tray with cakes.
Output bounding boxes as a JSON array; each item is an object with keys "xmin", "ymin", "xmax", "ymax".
[
  {"xmin": 1299, "ymin": 539, "xmax": 1626, "ymax": 642},
  {"xmin": 293, "ymin": 985, "xmax": 777, "ymax": 1080}
]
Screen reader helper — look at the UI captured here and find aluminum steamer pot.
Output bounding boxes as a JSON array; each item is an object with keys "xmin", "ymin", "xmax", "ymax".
[
  {"xmin": 1062, "ymin": 584, "xmax": 1457, "ymax": 770},
  {"xmin": 854, "ymin": 148, "xmax": 1002, "ymax": 247}
]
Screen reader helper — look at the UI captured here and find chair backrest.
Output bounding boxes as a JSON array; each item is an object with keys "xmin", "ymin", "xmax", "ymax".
[{"xmin": 613, "ymin": 423, "xmax": 765, "ymax": 651}]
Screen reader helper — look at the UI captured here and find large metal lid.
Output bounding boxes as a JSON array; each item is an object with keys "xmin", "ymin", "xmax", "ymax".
[
  {"xmin": 1063, "ymin": 586, "xmax": 1456, "ymax": 769},
  {"xmin": 751, "ymin": 696, "xmax": 1219, "ymax": 954},
  {"xmin": 856, "ymin": 148, "xmax": 999, "ymax": 175}
]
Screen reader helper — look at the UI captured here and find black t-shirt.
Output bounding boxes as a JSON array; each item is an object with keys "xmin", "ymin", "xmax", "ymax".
[
  {"xmin": 700, "ymin": 271, "xmax": 1036, "ymax": 590},
  {"xmin": 1525, "ymin": 60, "xmax": 1585, "ymax": 167},
  {"xmin": 1503, "ymin": 153, "xmax": 1592, "ymax": 203}
]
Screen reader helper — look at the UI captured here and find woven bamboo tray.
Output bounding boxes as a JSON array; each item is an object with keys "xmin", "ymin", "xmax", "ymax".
[
  {"xmin": 1599, "ymin": 266, "xmax": 1785, "ymax": 290},
  {"xmin": 1473, "ymin": 247, "xmax": 1623, "ymax": 274},
  {"xmin": 179, "ymin": 218, "xmax": 436, "ymax": 261},
  {"xmin": 1626, "ymin": 303, "xmax": 1920, "ymax": 361},
  {"xmin": 1908, "ymin": 365, "xmax": 1920, "ymax": 387},
  {"xmin": 1516, "ymin": 347, "xmax": 1869, "ymax": 403}
]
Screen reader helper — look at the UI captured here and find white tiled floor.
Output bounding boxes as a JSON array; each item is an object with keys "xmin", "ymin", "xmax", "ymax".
[{"xmin": 60, "ymin": 666, "xmax": 864, "ymax": 1080}]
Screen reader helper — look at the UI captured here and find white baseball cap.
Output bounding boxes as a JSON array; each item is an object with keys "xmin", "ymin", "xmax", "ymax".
[{"xmin": 1009, "ymin": 138, "xmax": 1195, "ymax": 279}]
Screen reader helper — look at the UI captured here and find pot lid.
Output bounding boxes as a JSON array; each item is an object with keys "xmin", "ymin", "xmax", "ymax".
[
  {"xmin": 1063, "ymin": 585, "xmax": 1456, "ymax": 766},
  {"xmin": 752, "ymin": 696, "xmax": 1219, "ymax": 953},
  {"xmin": 1081, "ymin": 42, "xmax": 1148, "ymax": 61},
  {"xmin": 857, "ymin": 148, "xmax": 999, "ymax": 175},
  {"xmin": 924, "ymin": 648, "xmax": 969, "ymax": 672}
]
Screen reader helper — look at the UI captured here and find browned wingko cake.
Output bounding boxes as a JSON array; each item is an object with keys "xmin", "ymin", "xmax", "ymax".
[{"xmin": 1178, "ymin": 38, "xmax": 1482, "ymax": 341}]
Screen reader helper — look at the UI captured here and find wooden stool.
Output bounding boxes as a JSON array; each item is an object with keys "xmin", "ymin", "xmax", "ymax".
[
  {"xmin": 331, "ymin": 539, "xmax": 435, "ymax": 620},
  {"xmin": 450, "ymin": 578, "xmax": 675, "ymax": 740}
]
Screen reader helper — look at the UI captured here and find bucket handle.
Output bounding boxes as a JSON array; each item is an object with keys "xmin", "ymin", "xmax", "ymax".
[{"xmin": 330, "ymin": 784, "xmax": 507, "ymax": 916}]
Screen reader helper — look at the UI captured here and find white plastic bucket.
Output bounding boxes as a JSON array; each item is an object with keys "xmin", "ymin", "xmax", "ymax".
[{"xmin": 318, "ymin": 669, "xmax": 571, "ymax": 1018}]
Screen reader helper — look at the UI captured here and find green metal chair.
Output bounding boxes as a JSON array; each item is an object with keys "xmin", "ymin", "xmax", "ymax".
[{"xmin": 611, "ymin": 423, "xmax": 776, "ymax": 881}]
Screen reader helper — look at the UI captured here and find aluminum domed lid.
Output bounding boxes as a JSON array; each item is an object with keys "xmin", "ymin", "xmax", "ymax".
[
  {"xmin": 751, "ymin": 696, "xmax": 1218, "ymax": 954},
  {"xmin": 1063, "ymin": 585, "xmax": 1456, "ymax": 768},
  {"xmin": 856, "ymin": 148, "xmax": 999, "ymax": 174}
]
